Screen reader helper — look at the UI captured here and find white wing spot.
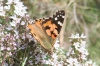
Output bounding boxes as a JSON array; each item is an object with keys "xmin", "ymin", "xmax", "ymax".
[
  {"xmin": 55, "ymin": 17, "xmax": 57, "ymax": 20},
  {"xmin": 62, "ymin": 16, "xmax": 64, "ymax": 18},
  {"xmin": 58, "ymin": 21, "xmax": 62, "ymax": 26}
]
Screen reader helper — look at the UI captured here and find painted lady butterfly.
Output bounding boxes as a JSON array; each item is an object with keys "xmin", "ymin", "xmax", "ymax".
[{"xmin": 28, "ymin": 10, "xmax": 65, "ymax": 52}]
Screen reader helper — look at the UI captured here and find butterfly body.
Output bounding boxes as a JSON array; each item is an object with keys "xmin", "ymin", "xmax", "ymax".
[{"xmin": 28, "ymin": 10, "xmax": 65, "ymax": 52}]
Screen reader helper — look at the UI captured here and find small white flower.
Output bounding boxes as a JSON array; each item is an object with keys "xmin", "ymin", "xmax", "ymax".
[
  {"xmin": 69, "ymin": 33, "xmax": 80, "ymax": 39},
  {"xmin": 54, "ymin": 39, "xmax": 60, "ymax": 49},
  {"xmin": 14, "ymin": 1, "xmax": 27, "ymax": 17},
  {"xmin": 0, "ymin": 6, "xmax": 3, "ymax": 11},
  {"xmin": 35, "ymin": 54, "xmax": 41, "ymax": 61},
  {"xmin": 10, "ymin": 15, "xmax": 17, "ymax": 20},
  {"xmin": 10, "ymin": 21, "xmax": 17, "ymax": 27},
  {"xmin": 6, "ymin": 27, "xmax": 13, "ymax": 30},
  {"xmin": 75, "ymin": 33, "xmax": 80, "ymax": 38},
  {"xmin": 66, "ymin": 47, "xmax": 75, "ymax": 56},
  {"xmin": 73, "ymin": 42, "xmax": 80, "ymax": 50},
  {"xmin": 41, "ymin": 53, "xmax": 48, "ymax": 59},
  {"xmin": 66, "ymin": 57, "xmax": 74, "ymax": 65},
  {"xmin": 72, "ymin": 58, "xmax": 79, "ymax": 65},
  {"xmin": 1, "ymin": 46, "xmax": 5, "ymax": 50},
  {"xmin": 57, "ymin": 64, "xmax": 63, "ymax": 66},
  {"xmin": 0, "ymin": 6, "xmax": 5, "ymax": 16},
  {"xmin": 81, "ymin": 33, "xmax": 86, "ymax": 38},
  {"xmin": 85, "ymin": 60, "xmax": 97, "ymax": 66},
  {"xmin": 28, "ymin": 60, "xmax": 33, "ymax": 65},
  {"xmin": 4, "ymin": 5, "xmax": 10, "ymax": 10},
  {"xmin": 87, "ymin": 60, "xmax": 92, "ymax": 64},
  {"xmin": 66, "ymin": 57, "xmax": 80, "ymax": 66},
  {"xmin": 6, "ymin": 0, "xmax": 13, "ymax": 5},
  {"xmin": 10, "ymin": 15, "xmax": 21, "ymax": 23},
  {"xmin": 7, "ymin": 47, "xmax": 11, "ymax": 51},
  {"xmin": 21, "ymin": 21, "xmax": 25, "ymax": 25},
  {"xmin": 8, "ymin": 52, "xmax": 12, "ymax": 56},
  {"xmin": 14, "ymin": 30, "xmax": 18, "ymax": 35},
  {"xmin": 0, "ymin": 32, "xmax": 4, "ymax": 36},
  {"xmin": 13, "ymin": 47, "xmax": 17, "ymax": 50},
  {"xmin": 52, "ymin": 53, "xmax": 58, "ymax": 60},
  {"xmin": 81, "ymin": 54, "xmax": 87, "ymax": 60},
  {"xmin": 69, "ymin": 33, "xmax": 86, "ymax": 39},
  {"xmin": 69, "ymin": 34, "xmax": 75, "ymax": 38},
  {"xmin": 1, "ymin": 38, "xmax": 4, "ymax": 41},
  {"xmin": 54, "ymin": 43, "xmax": 60, "ymax": 48},
  {"xmin": 45, "ymin": 59, "xmax": 51, "ymax": 64},
  {"xmin": 13, "ymin": 0, "xmax": 20, "ymax": 4}
]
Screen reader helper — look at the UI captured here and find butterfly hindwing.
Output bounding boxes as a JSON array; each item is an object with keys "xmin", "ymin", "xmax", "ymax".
[{"xmin": 28, "ymin": 18, "xmax": 53, "ymax": 51}]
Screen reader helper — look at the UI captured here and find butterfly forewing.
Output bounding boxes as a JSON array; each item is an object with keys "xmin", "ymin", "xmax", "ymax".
[{"xmin": 42, "ymin": 10, "xmax": 65, "ymax": 45}]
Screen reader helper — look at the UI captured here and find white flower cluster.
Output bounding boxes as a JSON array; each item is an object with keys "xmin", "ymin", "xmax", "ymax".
[
  {"xmin": 33, "ymin": 33, "xmax": 96, "ymax": 66},
  {"xmin": 66, "ymin": 33, "xmax": 96, "ymax": 66},
  {"xmin": 33, "ymin": 40, "xmax": 65, "ymax": 66},
  {"xmin": 0, "ymin": 0, "xmax": 27, "ymax": 17},
  {"xmin": 0, "ymin": 0, "xmax": 27, "ymax": 58}
]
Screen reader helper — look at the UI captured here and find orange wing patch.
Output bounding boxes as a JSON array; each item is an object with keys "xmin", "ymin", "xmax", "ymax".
[
  {"xmin": 42, "ymin": 20, "xmax": 52, "ymax": 27},
  {"xmin": 43, "ymin": 20, "xmax": 58, "ymax": 39}
]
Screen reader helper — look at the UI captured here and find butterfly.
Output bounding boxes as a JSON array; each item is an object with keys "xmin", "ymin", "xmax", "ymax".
[{"xmin": 27, "ymin": 10, "xmax": 65, "ymax": 52}]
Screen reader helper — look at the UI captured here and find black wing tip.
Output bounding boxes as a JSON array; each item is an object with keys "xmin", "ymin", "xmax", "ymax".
[{"xmin": 57, "ymin": 10, "xmax": 65, "ymax": 15}]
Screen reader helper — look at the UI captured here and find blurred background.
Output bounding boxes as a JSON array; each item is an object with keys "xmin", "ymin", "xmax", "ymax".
[{"xmin": 21, "ymin": 0, "xmax": 100, "ymax": 65}]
